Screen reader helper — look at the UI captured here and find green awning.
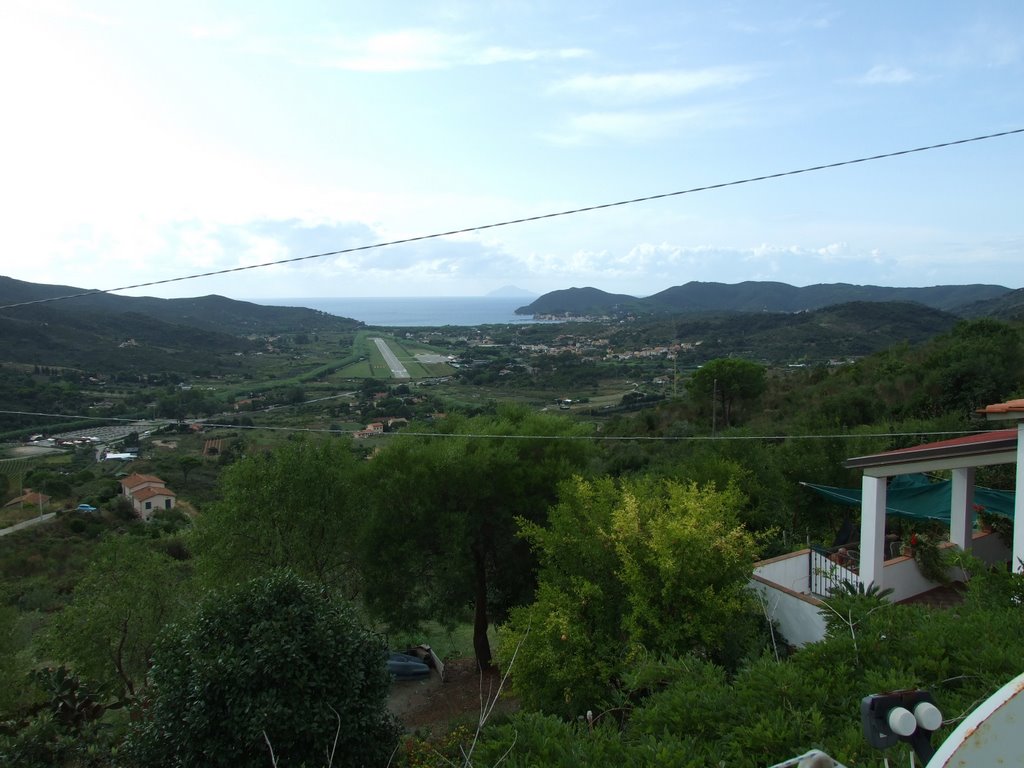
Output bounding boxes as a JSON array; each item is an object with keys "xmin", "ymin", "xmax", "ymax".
[{"xmin": 802, "ymin": 473, "xmax": 1015, "ymax": 524}]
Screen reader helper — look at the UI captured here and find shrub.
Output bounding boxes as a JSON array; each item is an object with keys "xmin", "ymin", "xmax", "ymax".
[
  {"xmin": 500, "ymin": 476, "xmax": 763, "ymax": 717},
  {"xmin": 130, "ymin": 570, "xmax": 399, "ymax": 768}
]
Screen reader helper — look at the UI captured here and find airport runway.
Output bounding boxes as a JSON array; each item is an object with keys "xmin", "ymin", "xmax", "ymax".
[{"xmin": 372, "ymin": 338, "xmax": 410, "ymax": 378}]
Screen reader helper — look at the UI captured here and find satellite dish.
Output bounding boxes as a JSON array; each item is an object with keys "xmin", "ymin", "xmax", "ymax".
[{"xmin": 927, "ymin": 670, "xmax": 1024, "ymax": 767}]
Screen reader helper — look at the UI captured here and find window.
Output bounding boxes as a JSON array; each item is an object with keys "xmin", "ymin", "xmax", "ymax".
[{"xmin": 145, "ymin": 501, "xmax": 152, "ymax": 510}]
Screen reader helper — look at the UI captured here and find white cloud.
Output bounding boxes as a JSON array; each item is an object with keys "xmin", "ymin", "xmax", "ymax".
[
  {"xmin": 20, "ymin": 0, "xmax": 120, "ymax": 28},
  {"xmin": 323, "ymin": 28, "xmax": 467, "ymax": 72},
  {"xmin": 543, "ymin": 103, "xmax": 741, "ymax": 145},
  {"xmin": 188, "ymin": 21, "xmax": 241, "ymax": 40},
  {"xmin": 545, "ymin": 242, "xmax": 906, "ymax": 293},
  {"xmin": 854, "ymin": 64, "xmax": 916, "ymax": 85},
  {"xmin": 943, "ymin": 21, "xmax": 1022, "ymax": 69},
  {"xmin": 320, "ymin": 28, "xmax": 590, "ymax": 72},
  {"xmin": 476, "ymin": 45, "xmax": 590, "ymax": 65},
  {"xmin": 550, "ymin": 67, "xmax": 757, "ymax": 104}
]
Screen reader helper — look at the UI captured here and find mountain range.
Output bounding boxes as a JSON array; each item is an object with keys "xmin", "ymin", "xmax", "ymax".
[
  {"xmin": 1, "ymin": 275, "xmax": 1021, "ymax": 375},
  {"xmin": 0, "ymin": 276, "xmax": 363, "ymax": 374},
  {"xmin": 517, "ymin": 281, "xmax": 1021, "ymax": 318}
]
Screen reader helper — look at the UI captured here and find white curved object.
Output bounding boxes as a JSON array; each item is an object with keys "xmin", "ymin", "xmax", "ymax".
[
  {"xmin": 927, "ymin": 671, "xmax": 1024, "ymax": 767},
  {"xmin": 888, "ymin": 706, "xmax": 917, "ymax": 737},
  {"xmin": 914, "ymin": 701, "xmax": 943, "ymax": 732}
]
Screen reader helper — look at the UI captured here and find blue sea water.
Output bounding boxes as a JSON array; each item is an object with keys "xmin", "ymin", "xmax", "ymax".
[{"xmin": 258, "ymin": 296, "xmax": 540, "ymax": 327}]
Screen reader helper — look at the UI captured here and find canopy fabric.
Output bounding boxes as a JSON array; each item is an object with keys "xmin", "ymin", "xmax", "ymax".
[{"xmin": 802, "ymin": 473, "xmax": 1015, "ymax": 524}]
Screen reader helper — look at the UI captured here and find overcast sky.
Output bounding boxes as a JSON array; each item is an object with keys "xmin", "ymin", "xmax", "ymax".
[{"xmin": 1, "ymin": 1, "xmax": 1022, "ymax": 300}]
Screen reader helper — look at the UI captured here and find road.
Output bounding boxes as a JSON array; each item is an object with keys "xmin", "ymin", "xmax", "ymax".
[
  {"xmin": 0, "ymin": 512, "xmax": 56, "ymax": 537},
  {"xmin": 372, "ymin": 338, "xmax": 410, "ymax": 378}
]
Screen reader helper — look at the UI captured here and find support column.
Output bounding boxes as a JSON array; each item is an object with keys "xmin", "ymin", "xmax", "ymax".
[
  {"xmin": 1014, "ymin": 423, "xmax": 1024, "ymax": 573},
  {"xmin": 860, "ymin": 474, "xmax": 887, "ymax": 590},
  {"xmin": 950, "ymin": 467, "xmax": 975, "ymax": 551}
]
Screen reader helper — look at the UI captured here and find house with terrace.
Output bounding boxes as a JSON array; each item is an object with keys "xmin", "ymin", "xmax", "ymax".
[
  {"xmin": 120, "ymin": 473, "xmax": 177, "ymax": 521},
  {"xmin": 752, "ymin": 398, "xmax": 1022, "ymax": 647}
]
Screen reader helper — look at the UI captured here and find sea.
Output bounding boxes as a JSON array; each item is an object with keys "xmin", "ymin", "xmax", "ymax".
[{"xmin": 257, "ymin": 296, "xmax": 542, "ymax": 327}]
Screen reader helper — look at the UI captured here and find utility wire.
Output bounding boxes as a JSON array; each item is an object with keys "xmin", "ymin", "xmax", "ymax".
[
  {"xmin": 0, "ymin": 408, "xmax": 989, "ymax": 443},
  {"xmin": 1, "ymin": 127, "xmax": 1021, "ymax": 311}
]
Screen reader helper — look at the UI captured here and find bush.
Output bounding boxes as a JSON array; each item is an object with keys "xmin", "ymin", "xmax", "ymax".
[
  {"xmin": 500, "ymin": 476, "xmax": 763, "ymax": 717},
  {"xmin": 130, "ymin": 571, "xmax": 399, "ymax": 768}
]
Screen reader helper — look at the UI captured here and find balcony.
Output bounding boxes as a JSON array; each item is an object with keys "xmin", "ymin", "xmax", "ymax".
[{"xmin": 750, "ymin": 530, "xmax": 1010, "ymax": 646}]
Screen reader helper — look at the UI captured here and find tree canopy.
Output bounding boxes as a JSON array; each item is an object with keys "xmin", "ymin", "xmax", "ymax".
[
  {"xmin": 44, "ymin": 536, "xmax": 190, "ymax": 701},
  {"xmin": 192, "ymin": 438, "xmax": 365, "ymax": 595},
  {"xmin": 501, "ymin": 475, "xmax": 763, "ymax": 716},
  {"xmin": 130, "ymin": 571, "xmax": 398, "ymax": 768},
  {"xmin": 686, "ymin": 358, "xmax": 766, "ymax": 428},
  {"xmin": 359, "ymin": 406, "xmax": 595, "ymax": 668}
]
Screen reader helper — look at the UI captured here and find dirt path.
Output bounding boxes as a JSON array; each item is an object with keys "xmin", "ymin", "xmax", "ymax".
[{"xmin": 388, "ymin": 659, "xmax": 518, "ymax": 732}]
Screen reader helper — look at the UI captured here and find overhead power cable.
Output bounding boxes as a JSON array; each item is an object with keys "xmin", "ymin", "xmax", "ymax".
[
  {"xmin": 1, "ymin": 127, "xmax": 1022, "ymax": 311},
  {"xmin": 0, "ymin": 408, "xmax": 989, "ymax": 443}
]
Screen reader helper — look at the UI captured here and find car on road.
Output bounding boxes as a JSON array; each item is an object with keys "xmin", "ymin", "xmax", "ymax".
[{"xmin": 76, "ymin": 504, "xmax": 98, "ymax": 512}]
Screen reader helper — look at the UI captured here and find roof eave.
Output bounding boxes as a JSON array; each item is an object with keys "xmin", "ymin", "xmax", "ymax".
[{"xmin": 844, "ymin": 438, "xmax": 1018, "ymax": 474}]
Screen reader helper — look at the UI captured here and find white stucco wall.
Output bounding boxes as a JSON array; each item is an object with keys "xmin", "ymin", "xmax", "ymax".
[
  {"xmin": 751, "ymin": 550, "xmax": 831, "ymax": 646},
  {"xmin": 970, "ymin": 529, "xmax": 1011, "ymax": 567},
  {"xmin": 754, "ymin": 549, "xmax": 812, "ymax": 594},
  {"xmin": 750, "ymin": 577, "xmax": 828, "ymax": 647},
  {"xmin": 751, "ymin": 530, "xmax": 1014, "ymax": 648}
]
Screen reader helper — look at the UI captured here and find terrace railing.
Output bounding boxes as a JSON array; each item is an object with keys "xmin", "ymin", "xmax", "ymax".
[{"xmin": 809, "ymin": 544, "xmax": 861, "ymax": 597}]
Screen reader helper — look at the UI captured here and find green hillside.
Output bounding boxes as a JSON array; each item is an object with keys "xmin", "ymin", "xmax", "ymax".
[{"xmin": 517, "ymin": 279, "xmax": 1012, "ymax": 317}]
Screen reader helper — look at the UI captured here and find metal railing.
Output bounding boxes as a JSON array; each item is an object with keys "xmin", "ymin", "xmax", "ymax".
[{"xmin": 809, "ymin": 544, "xmax": 861, "ymax": 597}]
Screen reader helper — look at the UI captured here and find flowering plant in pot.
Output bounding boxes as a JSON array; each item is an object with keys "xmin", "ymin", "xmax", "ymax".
[{"xmin": 908, "ymin": 531, "xmax": 950, "ymax": 584}]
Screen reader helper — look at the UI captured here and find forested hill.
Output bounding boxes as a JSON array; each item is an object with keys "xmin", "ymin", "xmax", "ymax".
[
  {"xmin": 0, "ymin": 275, "xmax": 363, "ymax": 336},
  {"xmin": 516, "ymin": 286, "xmax": 645, "ymax": 316},
  {"xmin": 601, "ymin": 301, "xmax": 960, "ymax": 364},
  {"xmin": 955, "ymin": 287, "xmax": 1024, "ymax": 321},
  {"xmin": 0, "ymin": 275, "xmax": 365, "ymax": 374},
  {"xmin": 517, "ymin": 280, "xmax": 1011, "ymax": 316}
]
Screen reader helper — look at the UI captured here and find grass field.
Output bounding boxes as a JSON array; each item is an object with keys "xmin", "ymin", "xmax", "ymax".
[
  {"xmin": 0, "ymin": 504, "xmax": 48, "ymax": 529},
  {"xmin": 386, "ymin": 620, "xmax": 498, "ymax": 662}
]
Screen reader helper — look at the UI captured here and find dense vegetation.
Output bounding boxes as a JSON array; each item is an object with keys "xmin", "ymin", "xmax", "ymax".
[
  {"xmin": 520, "ymin": 279, "xmax": 1014, "ymax": 316},
  {"xmin": 1, "ymin": 280, "xmax": 1023, "ymax": 766}
]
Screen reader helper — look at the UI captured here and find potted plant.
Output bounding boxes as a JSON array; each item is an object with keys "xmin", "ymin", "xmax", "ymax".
[
  {"xmin": 909, "ymin": 531, "xmax": 951, "ymax": 585},
  {"xmin": 901, "ymin": 532, "xmax": 917, "ymax": 558},
  {"xmin": 979, "ymin": 509, "xmax": 1013, "ymax": 547}
]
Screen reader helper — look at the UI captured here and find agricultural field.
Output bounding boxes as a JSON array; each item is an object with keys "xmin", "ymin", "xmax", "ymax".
[{"xmin": 334, "ymin": 334, "xmax": 456, "ymax": 380}]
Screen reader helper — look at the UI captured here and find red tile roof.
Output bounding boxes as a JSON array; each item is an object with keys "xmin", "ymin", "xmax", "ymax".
[
  {"xmin": 4, "ymin": 491, "xmax": 51, "ymax": 508},
  {"xmin": 120, "ymin": 473, "xmax": 165, "ymax": 489},
  {"xmin": 978, "ymin": 398, "xmax": 1024, "ymax": 415},
  {"xmin": 133, "ymin": 486, "xmax": 176, "ymax": 501},
  {"xmin": 845, "ymin": 429, "xmax": 1018, "ymax": 470}
]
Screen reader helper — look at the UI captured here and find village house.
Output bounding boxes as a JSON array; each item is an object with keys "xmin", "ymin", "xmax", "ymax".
[
  {"xmin": 752, "ymin": 398, "xmax": 1022, "ymax": 646},
  {"xmin": 4, "ymin": 490, "xmax": 51, "ymax": 509},
  {"xmin": 354, "ymin": 422, "xmax": 386, "ymax": 439},
  {"xmin": 119, "ymin": 473, "xmax": 176, "ymax": 521}
]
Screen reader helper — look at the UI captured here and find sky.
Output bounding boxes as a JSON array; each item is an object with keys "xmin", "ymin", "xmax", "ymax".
[{"xmin": 1, "ymin": 1, "xmax": 1022, "ymax": 301}]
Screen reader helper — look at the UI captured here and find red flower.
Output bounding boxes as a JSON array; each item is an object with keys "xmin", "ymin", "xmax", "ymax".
[{"xmin": 910, "ymin": 533, "xmax": 918, "ymax": 546}]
